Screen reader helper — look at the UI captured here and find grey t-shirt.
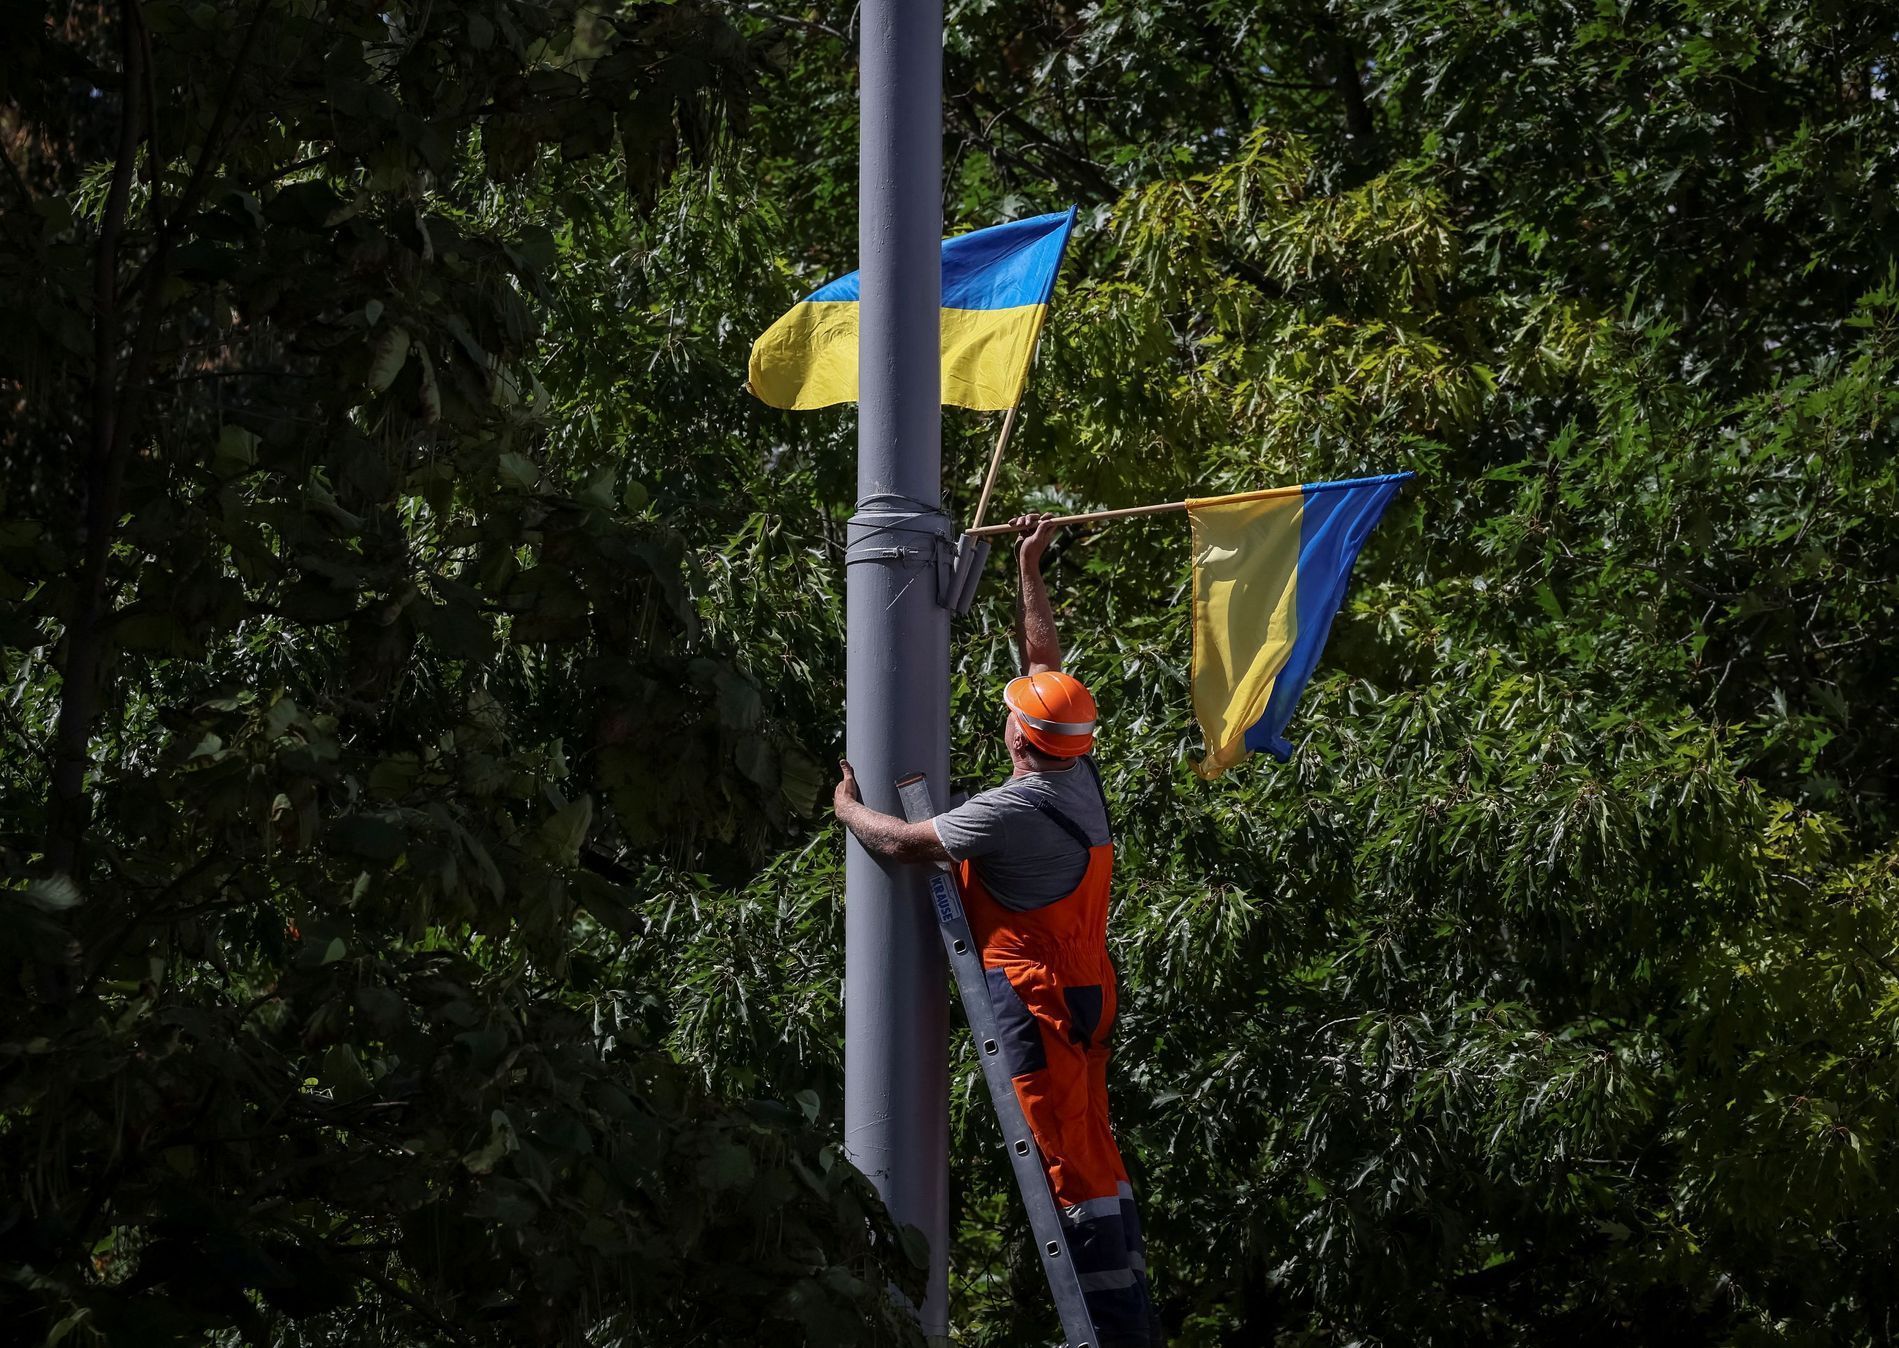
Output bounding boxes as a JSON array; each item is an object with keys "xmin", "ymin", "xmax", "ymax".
[{"xmin": 932, "ymin": 757, "xmax": 1111, "ymax": 910}]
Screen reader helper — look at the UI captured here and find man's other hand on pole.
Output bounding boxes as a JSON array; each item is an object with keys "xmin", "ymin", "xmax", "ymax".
[{"xmin": 834, "ymin": 760, "xmax": 951, "ymax": 865}]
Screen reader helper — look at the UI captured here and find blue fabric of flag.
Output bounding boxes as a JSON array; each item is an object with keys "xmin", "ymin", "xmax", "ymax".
[
  {"xmin": 802, "ymin": 209, "xmax": 1076, "ymax": 309},
  {"xmin": 1243, "ymin": 474, "xmax": 1409, "ymax": 761}
]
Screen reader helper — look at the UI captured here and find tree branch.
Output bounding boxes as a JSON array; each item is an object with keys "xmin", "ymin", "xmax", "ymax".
[
  {"xmin": 123, "ymin": 0, "xmax": 274, "ymax": 299},
  {"xmin": 946, "ymin": 86, "xmax": 1287, "ymax": 302},
  {"xmin": 0, "ymin": 139, "xmax": 33, "ymax": 205},
  {"xmin": 0, "ymin": 141, "xmax": 40, "ymax": 249},
  {"xmin": 1312, "ymin": 10, "xmax": 1375, "ymax": 152},
  {"xmin": 49, "ymin": 0, "xmax": 147, "ymax": 876},
  {"xmin": 77, "ymin": 852, "xmax": 234, "ymax": 996},
  {"xmin": 712, "ymin": 0, "xmax": 848, "ymax": 43},
  {"xmin": 949, "ymin": 87, "xmax": 1120, "ymax": 204},
  {"xmin": 48, "ymin": 0, "xmax": 276, "ymax": 878}
]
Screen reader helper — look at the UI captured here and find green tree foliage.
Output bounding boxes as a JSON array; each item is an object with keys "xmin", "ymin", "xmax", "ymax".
[
  {"xmin": 1, "ymin": 3, "xmax": 919, "ymax": 1343},
  {"xmin": 6, "ymin": 1, "xmax": 1899, "ymax": 1345}
]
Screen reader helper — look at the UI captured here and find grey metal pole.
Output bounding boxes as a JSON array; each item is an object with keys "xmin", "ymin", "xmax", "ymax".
[{"xmin": 847, "ymin": 0, "xmax": 949, "ymax": 1338}]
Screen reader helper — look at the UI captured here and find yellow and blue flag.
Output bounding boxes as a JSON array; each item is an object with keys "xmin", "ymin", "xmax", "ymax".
[
  {"xmin": 1190, "ymin": 472, "xmax": 1412, "ymax": 778},
  {"xmin": 747, "ymin": 208, "xmax": 1078, "ymax": 411}
]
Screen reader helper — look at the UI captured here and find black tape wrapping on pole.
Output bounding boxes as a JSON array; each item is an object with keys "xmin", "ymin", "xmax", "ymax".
[
  {"xmin": 845, "ymin": 494, "xmax": 985, "ymax": 615},
  {"xmin": 845, "ymin": 494, "xmax": 956, "ymax": 608}
]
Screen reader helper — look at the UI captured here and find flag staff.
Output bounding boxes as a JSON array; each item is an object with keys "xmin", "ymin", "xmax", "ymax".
[
  {"xmin": 967, "ymin": 317, "xmax": 1045, "ymax": 532},
  {"xmin": 966, "ymin": 473, "xmax": 1416, "ymax": 537},
  {"xmin": 966, "ymin": 483, "xmax": 1301, "ymax": 537},
  {"xmin": 967, "ymin": 403, "xmax": 1020, "ymax": 533}
]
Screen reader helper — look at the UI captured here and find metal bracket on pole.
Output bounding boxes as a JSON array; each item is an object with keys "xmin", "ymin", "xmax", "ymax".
[
  {"xmin": 944, "ymin": 533, "xmax": 992, "ymax": 616},
  {"xmin": 896, "ymin": 773, "xmax": 1101, "ymax": 1348}
]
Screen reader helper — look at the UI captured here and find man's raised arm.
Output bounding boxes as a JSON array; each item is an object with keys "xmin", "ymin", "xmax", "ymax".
[{"xmin": 1012, "ymin": 513, "xmax": 1063, "ymax": 674}]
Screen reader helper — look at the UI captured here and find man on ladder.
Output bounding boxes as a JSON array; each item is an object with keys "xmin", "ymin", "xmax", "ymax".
[{"xmin": 834, "ymin": 514, "xmax": 1163, "ymax": 1348}]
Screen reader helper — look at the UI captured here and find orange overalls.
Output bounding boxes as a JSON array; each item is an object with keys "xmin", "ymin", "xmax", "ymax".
[{"xmin": 959, "ymin": 764, "xmax": 1163, "ymax": 1347}]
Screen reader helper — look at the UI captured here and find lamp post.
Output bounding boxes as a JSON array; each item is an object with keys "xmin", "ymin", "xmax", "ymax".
[{"xmin": 844, "ymin": 0, "xmax": 950, "ymax": 1336}]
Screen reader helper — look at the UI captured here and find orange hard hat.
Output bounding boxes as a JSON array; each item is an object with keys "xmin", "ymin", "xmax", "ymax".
[{"xmin": 1004, "ymin": 671, "xmax": 1098, "ymax": 757}]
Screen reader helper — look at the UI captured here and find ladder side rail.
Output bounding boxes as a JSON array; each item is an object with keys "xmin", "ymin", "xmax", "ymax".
[{"xmin": 895, "ymin": 774, "xmax": 1101, "ymax": 1348}]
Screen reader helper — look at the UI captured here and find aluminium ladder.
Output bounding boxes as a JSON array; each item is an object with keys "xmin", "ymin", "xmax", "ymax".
[{"xmin": 895, "ymin": 772, "xmax": 1101, "ymax": 1348}]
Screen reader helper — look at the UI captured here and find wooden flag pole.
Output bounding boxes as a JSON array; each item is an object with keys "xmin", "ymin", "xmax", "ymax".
[
  {"xmin": 967, "ymin": 403, "xmax": 1019, "ymax": 534},
  {"xmin": 965, "ymin": 481, "xmax": 1309, "ymax": 538}
]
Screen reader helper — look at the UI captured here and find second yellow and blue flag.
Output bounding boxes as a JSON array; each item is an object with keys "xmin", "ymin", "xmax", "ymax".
[
  {"xmin": 748, "ymin": 208, "xmax": 1078, "ymax": 411},
  {"xmin": 1190, "ymin": 473, "xmax": 1412, "ymax": 778}
]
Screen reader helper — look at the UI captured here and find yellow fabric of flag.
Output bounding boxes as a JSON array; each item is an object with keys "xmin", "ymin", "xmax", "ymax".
[
  {"xmin": 747, "ymin": 208, "xmax": 1077, "ymax": 412},
  {"xmin": 748, "ymin": 305, "xmax": 1047, "ymax": 410},
  {"xmin": 1188, "ymin": 473, "xmax": 1412, "ymax": 777},
  {"xmin": 1189, "ymin": 493, "xmax": 1305, "ymax": 779}
]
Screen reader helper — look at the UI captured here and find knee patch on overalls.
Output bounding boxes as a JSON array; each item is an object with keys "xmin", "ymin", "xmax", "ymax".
[{"xmin": 984, "ymin": 966, "xmax": 1047, "ymax": 1076}]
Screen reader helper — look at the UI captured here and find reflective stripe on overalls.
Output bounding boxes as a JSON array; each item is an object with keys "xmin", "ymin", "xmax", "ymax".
[{"xmin": 958, "ymin": 760, "xmax": 1164, "ymax": 1348}]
